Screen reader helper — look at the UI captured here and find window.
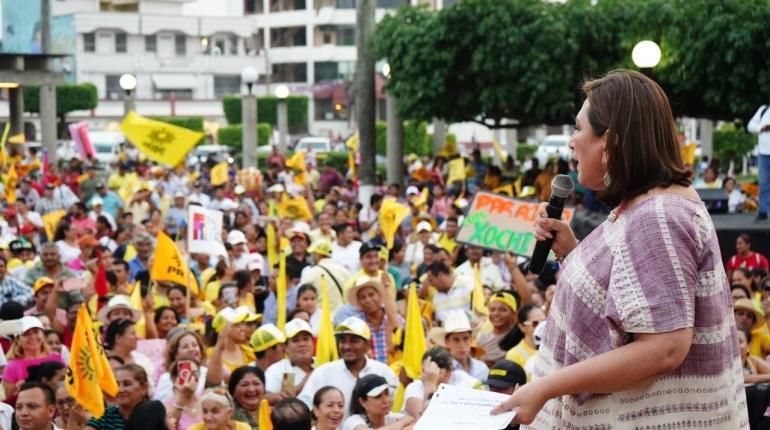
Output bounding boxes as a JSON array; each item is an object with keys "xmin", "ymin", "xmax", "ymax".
[
  {"xmin": 155, "ymin": 89, "xmax": 193, "ymax": 100},
  {"xmin": 229, "ymin": 36, "xmax": 239, "ymax": 55},
  {"xmin": 314, "ymin": 62, "xmax": 338, "ymax": 82},
  {"xmin": 270, "ymin": 27, "xmax": 306, "ymax": 48},
  {"xmin": 377, "ymin": 0, "xmax": 406, "ymax": 6},
  {"xmin": 145, "ymin": 35, "xmax": 157, "ymax": 53},
  {"xmin": 175, "ymin": 34, "xmax": 186, "ymax": 56},
  {"xmin": 244, "ymin": 0, "xmax": 264, "ymax": 13},
  {"xmin": 214, "ymin": 76, "xmax": 241, "ymax": 98},
  {"xmin": 272, "ymin": 63, "xmax": 307, "ymax": 83},
  {"xmin": 315, "ymin": 98, "xmax": 348, "ymax": 120},
  {"xmin": 115, "ymin": 32, "xmax": 127, "ymax": 53},
  {"xmin": 338, "ymin": 61, "xmax": 355, "ymax": 80},
  {"xmin": 337, "ymin": 26, "xmax": 355, "ymax": 46},
  {"xmin": 336, "ymin": 0, "xmax": 355, "ymax": 8},
  {"xmin": 83, "ymin": 33, "xmax": 95, "ymax": 52},
  {"xmin": 270, "ymin": 0, "xmax": 306, "ymax": 12},
  {"xmin": 105, "ymin": 75, "xmax": 122, "ymax": 99}
]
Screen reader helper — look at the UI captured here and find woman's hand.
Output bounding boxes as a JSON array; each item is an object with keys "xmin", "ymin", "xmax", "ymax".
[
  {"xmin": 176, "ymin": 374, "xmax": 198, "ymax": 402},
  {"xmin": 490, "ymin": 382, "xmax": 548, "ymax": 425},
  {"xmin": 533, "ymin": 202, "xmax": 578, "ymax": 259}
]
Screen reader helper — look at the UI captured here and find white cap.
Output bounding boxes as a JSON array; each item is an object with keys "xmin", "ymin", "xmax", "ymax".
[
  {"xmin": 285, "ymin": 318, "xmax": 313, "ymax": 338},
  {"xmin": 406, "ymin": 186, "xmax": 419, "ymax": 195},
  {"xmin": 221, "ymin": 199, "xmax": 239, "ymax": 211},
  {"xmin": 20, "ymin": 316, "xmax": 44, "ymax": 334},
  {"xmin": 227, "ymin": 230, "xmax": 247, "ymax": 246},
  {"xmin": 288, "ymin": 222, "xmax": 312, "ymax": 238},
  {"xmin": 267, "ymin": 184, "xmax": 285, "ymax": 193},
  {"xmin": 234, "ymin": 185, "xmax": 246, "ymax": 195},
  {"xmin": 173, "ymin": 192, "xmax": 185, "ymax": 199},
  {"xmin": 246, "ymin": 253, "xmax": 265, "ymax": 272},
  {"xmin": 416, "ymin": 221, "xmax": 433, "ymax": 233},
  {"xmin": 443, "ymin": 310, "xmax": 472, "ymax": 334},
  {"xmin": 90, "ymin": 197, "xmax": 103, "ymax": 207}
]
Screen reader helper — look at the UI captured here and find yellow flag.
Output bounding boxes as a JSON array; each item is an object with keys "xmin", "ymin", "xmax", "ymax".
[
  {"xmin": 266, "ymin": 223, "xmax": 278, "ymax": 270},
  {"xmin": 403, "ymin": 283, "xmax": 426, "ymax": 379},
  {"xmin": 210, "ymin": 162, "xmax": 229, "ymax": 186},
  {"xmin": 123, "ymin": 243, "xmax": 137, "ymax": 262},
  {"xmin": 347, "ymin": 152, "xmax": 356, "ymax": 177},
  {"xmin": 346, "ymin": 132, "xmax": 359, "ymax": 151},
  {"xmin": 258, "ymin": 398, "xmax": 273, "ymax": 430},
  {"xmin": 120, "ymin": 112, "xmax": 203, "ymax": 167},
  {"xmin": 392, "ymin": 383, "xmax": 406, "ymax": 413},
  {"xmin": 4, "ymin": 164, "xmax": 17, "ymax": 204},
  {"xmin": 42, "ymin": 210, "xmax": 67, "ymax": 241},
  {"xmin": 491, "ymin": 139, "xmax": 506, "ymax": 161},
  {"xmin": 472, "ymin": 264, "xmax": 489, "ymax": 316},
  {"xmin": 447, "ymin": 158, "xmax": 466, "ymax": 184},
  {"xmin": 8, "ymin": 133, "xmax": 25, "ymax": 145},
  {"xmin": 276, "ymin": 253, "xmax": 287, "ymax": 331},
  {"xmin": 315, "ymin": 275, "xmax": 339, "ymax": 366},
  {"xmin": 150, "ymin": 231, "xmax": 199, "ymax": 295},
  {"xmin": 129, "ymin": 281, "xmax": 146, "ymax": 337},
  {"xmin": 286, "ymin": 151, "xmax": 306, "ymax": 186},
  {"xmin": 379, "ymin": 198, "xmax": 410, "ymax": 249},
  {"xmin": 66, "ymin": 304, "xmax": 118, "ymax": 418},
  {"xmin": 0, "ymin": 123, "xmax": 9, "ymax": 167},
  {"xmin": 277, "ymin": 193, "xmax": 313, "ymax": 221},
  {"xmin": 681, "ymin": 143, "xmax": 697, "ymax": 166}
]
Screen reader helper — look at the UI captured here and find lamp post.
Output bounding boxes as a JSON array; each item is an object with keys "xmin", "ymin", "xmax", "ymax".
[
  {"xmin": 382, "ymin": 62, "xmax": 404, "ymax": 187},
  {"xmin": 631, "ymin": 40, "xmax": 661, "ymax": 76},
  {"xmin": 119, "ymin": 73, "xmax": 137, "ymax": 116},
  {"xmin": 275, "ymin": 84, "xmax": 290, "ymax": 154},
  {"xmin": 241, "ymin": 66, "xmax": 259, "ymax": 169}
]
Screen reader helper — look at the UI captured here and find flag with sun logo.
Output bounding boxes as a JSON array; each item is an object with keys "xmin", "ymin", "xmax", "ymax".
[
  {"xmin": 120, "ymin": 112, "xmax": 204, "ymax": 167},
  {"xmin": 66, "ymin": 304, "xmax": 118, "ymax": 418}
]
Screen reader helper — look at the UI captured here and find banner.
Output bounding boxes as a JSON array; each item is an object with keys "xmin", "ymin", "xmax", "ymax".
[
  {"xmin": 120, "ymin": 112, "xmax": 203, "ymax": 167},
  {"xmin": 151, "ymin": 231, "xmax": 199, "ymax": 295},
  {"xmin": 457, "ymin": 192, "xmax": 574, "ymax": 257},
  {"xmin": 69, "ymin": 122, "xmax": 95, "ymax": 160},
  {"xmin": 277, "ymin": 193, "xmax": 313, "ymax": 221},
  {"xmin": 188, "ymin": 206, "xmax": 227, "ymax": 257}
]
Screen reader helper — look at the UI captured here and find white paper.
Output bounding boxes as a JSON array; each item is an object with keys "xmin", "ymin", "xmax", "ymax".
[
  {"xmin": 187, "ymin": 206, "xmax": 227, "ymax": 257},
  {"xmin": 414, "ymin": 384, "xmax": 517, "ymax": 430}
]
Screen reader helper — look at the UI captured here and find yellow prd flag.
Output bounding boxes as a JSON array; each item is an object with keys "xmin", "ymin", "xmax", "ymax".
[
  {"xmin": 8, "ymin": 133, "xmax": 25, "ymax": 144},
  {"xmin": 66, "ymin": 304, "xmax": 118, "ymax": 418},
  {"xmin": 266, "ymin": 222, "xmax": 278, "ymax": 270},
  {"xmin": 315, "ymin": 275, "xmax": 339, "ymax": 366},
  {"xmin": 413, "ymin": 187, "xmax": 429, "ymax": 210},
  {"xmin": 403, "ymin": 283, "xmax": 426, "ymax": 379},
  {"xmin": 150, "ymin": 231, "xmax": 199, "ymax": 295},
  {"xmin": 4, "ymin": 164, "xmax": 17, "ymax": 204},
  {"xmin": 346, "ymin": 132, "xmax": 359, "ymax": 151},
  {"xmin": 210, "ymin": 162, "xmax": 229, "ymax": 186},
  {"xmin": 277, "ymin": 193, "xmax": 313, "ymax": 221},
  {"xmin": 276, "ymin": 252, "xmax": 287, "ymax": 331},
  {"xmin": 120, "ymin": 112, "xmax": 203, "ymax": 167},
  {"xmin": 258, "ymin": 398, "xmax": 273, "ymax": 430},
  {"xmin": 129, "ymin": 280, "xmax": 147, "ymax": 337},
  {"xmin": 472, "ymin": 264, "xmax": 489, "ymax": 316},
  {"xmin": 379, "ymin": 198, "xmax": 410, "ymax": 250},
  {"xmin": 447, "ymin": 157, "xmax": 466, "ymax": 184},
  {"xmin": 0, "ymin": 123, "xmax": 9, "ymax": 167},
  {"xmin": 285, "ymin": 151, "xmax": 306, "ymax": 186},
  {"xmin": 42, "ymin": 209, "xmax": 67, "ymax": 241}
]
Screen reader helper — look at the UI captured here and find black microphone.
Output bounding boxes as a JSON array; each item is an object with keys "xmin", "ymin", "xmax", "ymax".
[{"xmin": 529, "ymin": 174, "xmax": 574, "ymax": 274}]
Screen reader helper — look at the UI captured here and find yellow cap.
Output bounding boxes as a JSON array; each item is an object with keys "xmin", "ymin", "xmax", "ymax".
[
  {"xmin": 212, "ymin": 307, "xmax": 250, "ymax": 333},
  {"xmin": 33, "ymin": 277, "xmax": 55, "ymax": 294},
  {"xmin": 249, "ymin": 323, "xmax": 286, "ymax": 353},
  {"xmin": 335, "ymin": 316, "xmax": 371, "ymax": 341},
  {"xmin": 488, "ymin": 291, "xmax": 518, "ymax": 312},
  {"xmin": 308, "ymin": 239, "xmax": 333, "ymax": 257}
]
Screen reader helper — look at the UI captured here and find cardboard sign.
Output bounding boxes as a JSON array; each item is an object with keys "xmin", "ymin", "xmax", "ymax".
[{"xmin": 457, "ymin": 192, "xmax": 574, "ymax": 257}]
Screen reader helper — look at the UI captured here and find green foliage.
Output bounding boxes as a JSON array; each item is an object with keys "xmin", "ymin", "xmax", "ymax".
[
  {"xmin": 222, "ymin": 96, "xmax": 309, "ymax": 128},
  {"xmin": 516, "ymin": 144, "xmax": 538, "ymax": 162},
  {"xmin": 155, "ymin": 117, "xmax": 204, "ymax": 132},
  {"xmin": 217, "ymin": 124, "xmax": 274, "ymax": 150},
  {"xmin": 374, "ymin": 121, "xmax": 434, "ymax": 157},
  {"xmin": 714, "ymin": 123, "xmax": 757, "ymax": 167},
  {"xmin": 23, "ymin": 83, "xmax": 98, "ymax": 114}
]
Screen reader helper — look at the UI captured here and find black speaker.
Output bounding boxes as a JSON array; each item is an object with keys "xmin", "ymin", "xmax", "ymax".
[{"xmin": 697, "ymin": 188, "xmax": 729, "ymax": 214}]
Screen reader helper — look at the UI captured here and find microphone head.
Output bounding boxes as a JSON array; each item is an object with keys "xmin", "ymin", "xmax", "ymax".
[{"xmin": 550, "ymin": 174, "xmax": 574, "ymax": 199}]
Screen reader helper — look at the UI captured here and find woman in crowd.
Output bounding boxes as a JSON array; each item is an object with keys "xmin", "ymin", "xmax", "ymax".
[
  {"xmin": 296, "ymin": 284, "xmax": 320, "ymax": 335},
  {"xmin": 188, "ymin": 388, "xmax": 250, "ymax": 430},
  {"xmin": 207, "ymin": 312, "xmax": 255, "ymax": 385},
  {"xmin": 499, "ymin": 304, "xmax": 546, "ymax": 373},
  {"xmin": 155, "ymin": 329, "xmax": 209, "ymax": 402},
  {"xmin": 2, "ymin": 316, "xmax": 64, "ymax": 402},
  {"xmin": 493, "ymin": 70, "xmax": 746, "ymax": 426},
  {"xmin": 54, "ymin": 220, "xmax": 81, "ymax": 264},
  {"xmin": 44, "ymin": 329, "xmax": 70, "ymax": 363},
  {"xmin": 312, "ymin": 386, "xmax": 345, "ymax": 430},
  {"xmin": 477, "ymin": 292, "xmax": 518, "ymax": 366},
  {"xmin": 55, "ymin": 382, "xmax": 87, "ymax": 430},
  {"xmin": 228, "ymin": 366, "xmax": 266, "ymax": 428},
  {"xmin": 342, "ymin": 374, "xmax": 413, "ymax": 430},
  {"xmin": 86, "ymin": 364, "xmax": 150, "ymax": 430},
  {"xmin": 163, "ymin": 355, "xmax": 204, "ymax": 429},
  {"xmin": 168, "ymin": 285, "xmax": 215, "ymax": 323},
  {"xmin": 154, "ymin": 306, "xmax": 180, "ymax": 339},
  {"xmin": 739, "ymin": 328, "xmax": 770, "ymax": 384},
  {"xmin": 727, "ymin": 233, "xmax": 769, "ymax": 281},
  {"xmin": 25, "ymin": 360, "xmax": 66, "ymax": 391},
  {"xmin": 103, "ymin": 319, "xmax": 155, "ymax": 387}
]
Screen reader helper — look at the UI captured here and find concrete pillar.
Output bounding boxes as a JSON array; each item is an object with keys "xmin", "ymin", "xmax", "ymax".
[
  {"xmin": 386, "ymin": 93, "xmax": 404, "ymax": 186},
  {"xmin": 355, "ymin": 0, "xmax": 376, "ymax": 206},
  {"xmin": 40, "ymin": 83, "xmax": 57, "ymax": 166},
  {"xmin": 277, "ymin": 100, "xmax": 288, "ymax": 154},
  {"xmin": 700, "ymin": 119, "xmax": 714, "ymax": 160},
  {"xmin": 506, "ymin": 127, "xmax": 518, "ymax": 161},
  {"xmin": 8, "ymin": 87, "xmax": 24, "ymax": 138},
  {"xmin": 242, "ymin": 94, "xmax": 258, "ymax": 168},
  {"xmin": 432, "ymin": 118, "xmax": 446, "ymax": 155}
]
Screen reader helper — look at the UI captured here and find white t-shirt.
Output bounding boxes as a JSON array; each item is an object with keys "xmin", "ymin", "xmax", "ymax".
[
  {"xmin": 264, "ymin": 358, "xmax": 309, "ymax": 394},
  {"xmin": 341, "ymin": 412, "xmax": 405, "ymax": 430},
  {"xmin": 331, "ymin": 241, "xmax": 362, "ymax": 274},
  {"xmin": 153, "ymin": 366, "xmax": 209, "ymax": 402},
  {"xmin": 358, "ymin": 207, "xmax": 378, "ymax": 241},
  {"xmin": 57, "ymin": 241, "xmax": 81, "ymax": 264}
]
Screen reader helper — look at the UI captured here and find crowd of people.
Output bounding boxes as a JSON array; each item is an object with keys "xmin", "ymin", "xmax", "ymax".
[{"xmin": 0, "ymin": 83, "xmax": 765, "ymax": 428}]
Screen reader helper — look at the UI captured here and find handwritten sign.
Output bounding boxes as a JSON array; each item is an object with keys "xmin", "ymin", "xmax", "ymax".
[{"xmin": 457, "ymin": 192, "xmax": 574, "ymax": 257}]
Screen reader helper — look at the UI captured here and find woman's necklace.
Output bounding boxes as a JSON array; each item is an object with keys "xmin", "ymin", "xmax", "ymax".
[{"xmin": 607, "ymin": 200, "xmax": 628, "ymax": 222}]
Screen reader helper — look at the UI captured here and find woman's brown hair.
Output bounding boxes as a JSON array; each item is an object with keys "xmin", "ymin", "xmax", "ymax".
[
  {"xmin": 115, "ymin": 363, "xmax": 150, "ymax": 400},
  {"xmin": 7, "ymin": 329, "xmax": 51, "ymax": 360},
  {"xmin": 164, "ymin": 329, "xmax": 207, "ymax": 371},
  {"xmin": 582, "ymin": 70, "xmax": 691, "ymax": 207}
]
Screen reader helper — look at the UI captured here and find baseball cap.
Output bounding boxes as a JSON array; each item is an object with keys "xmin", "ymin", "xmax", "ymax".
[
  {"xmin": 250, "ymin": 323, "xmax": 287, "ymax": 353},
  {"xmin": 212, "ymin": 308, "xmax": 248, "ymax": 333},
  {"xmin": 90, "ymin": 196, "xmax": 104, "ymax": 207},
  {"xmin": 32, "ymin": 277, "xmax": 55, "ymax": 294},
  {"xmin": 405, "ymin": 185, "xmax": 419, "ymax": 196},
  {"xmin": 226, "ymin": 230, "xmax": 247, "ymax": 246},
  {"xmin": 484, "ymin": 360, "xmax": 527, "ymax": 389},
  {"xmin": 288, "ymin": 222, "xmax": 311, "ymax": 240},
  {"xmin": 284, "ymin": 318, "xmax": 313, "ymax": 339},
  {"xmin": 308, "ymin": 239, "xmax": 332, "ymax": 257},
  {"xmin": 78, "ymin": 234, "xmax": 99, "ymax": 248},
  {"xmin": 416, "ymin": 221, "xmax": 433, "ymax": 233},
  {"xmin": 358, "ymin": 242, "xmax": 381, "ymax": 258},
  {"xmin": 19, "ymin": 316, "xmax": 44, "ymax": 334},
  {"xmin": 356, "ymin": 374, "xmax": 390, "ymax": 398},
  {"xmin": 9, "ymin": 239, "xmax": 34, "ymax": 254},
  {"xmin": 246, "ymin": 253, "xmax": 265, "ymax": 272},
  {"xmin": 234, "ymin": 306, "xmax": 262, "ymax": 323},
  {"xmin": 335, "ymin": 316, "xmax": 371, "ymax": 341}
]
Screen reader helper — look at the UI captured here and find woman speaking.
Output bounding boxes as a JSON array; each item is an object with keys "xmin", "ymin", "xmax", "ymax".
[{"xmin": 492, "ymin": 70, "xmax": 748, "ymax": 428}]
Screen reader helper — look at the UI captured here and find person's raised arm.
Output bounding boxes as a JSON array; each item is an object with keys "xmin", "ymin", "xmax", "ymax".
[
  {"xmin": 206, "ymin": 324, "xmax": 229, "ymax": 386},
  {"xmin": 46, "ymin": 280, "xmax": 67, "ymax": 334},
  {"xmin": 747, "ymin": 105, "xmax": 767, "ymax": 134},
  {"xmin": 504, "ymin": 253, "xmax": 531, "ymax": 305}
]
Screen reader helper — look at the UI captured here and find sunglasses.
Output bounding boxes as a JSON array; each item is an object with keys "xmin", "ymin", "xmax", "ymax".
[{"xmin": 522, "ymin": 320, "xmax": 543, "ymax": 328}]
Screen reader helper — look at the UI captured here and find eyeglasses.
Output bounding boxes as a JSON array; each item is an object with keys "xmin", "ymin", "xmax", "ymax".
[
  {"xmin": 522, "ymin": 320, "xmax": 543, "ymax": 328},
  {"xmin": 56, "ymin": 398, "xmax": 75, "ymax": 407}
]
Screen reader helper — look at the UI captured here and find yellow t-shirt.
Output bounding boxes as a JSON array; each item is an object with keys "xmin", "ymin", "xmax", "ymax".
[
  {"xmin": 505, "ymin": 339, "xmax": 537, "ymax": 377},
  {"xmin": 751, "ymin": 323, "xmax": 770, "ymax": 358},
  {"xmin": 205, "ymin": 345, "xmax": 256, "ymax": 374},
  {"xmin": 188, "ymin": 422, "xmax": 251, "ymax": 430}
]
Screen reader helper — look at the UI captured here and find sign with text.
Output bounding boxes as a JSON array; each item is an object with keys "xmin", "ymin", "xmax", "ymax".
[{"xmin": 457, "ymin": 192, "xmax": 574, "ymax": 257}]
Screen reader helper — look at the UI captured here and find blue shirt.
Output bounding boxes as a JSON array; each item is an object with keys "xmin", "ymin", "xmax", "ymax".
[
  {"xmin": 128, "ymin": 257, "xmax": 147, "ymax": 281},
  {"xmin": 262, "ymin": 283, "xmax": 299, "ymax": 325},
  {"xmin": 90, "ymin": 191, "xmax": 123, "ymax": 219}
]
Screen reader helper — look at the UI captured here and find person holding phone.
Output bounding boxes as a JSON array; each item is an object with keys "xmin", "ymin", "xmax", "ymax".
[{"xmin": 163, "ymin": 356, "xmax": 203, "ymax": 429}]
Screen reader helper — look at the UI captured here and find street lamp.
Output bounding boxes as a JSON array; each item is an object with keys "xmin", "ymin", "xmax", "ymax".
[
  {"xmin": 119, "ymin": 73, "xmax": 137, "ymax": 115},
  {"xmin": 632, "ymin": 40, "xmax": 661, "ymax": 76},
  {"xmin": 275, "ymin": 84, "xmax": 290, "ymax": 154},
  {"xmin": 241, "ymin": 66, "xmax": 259, "ymax": 168}
]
